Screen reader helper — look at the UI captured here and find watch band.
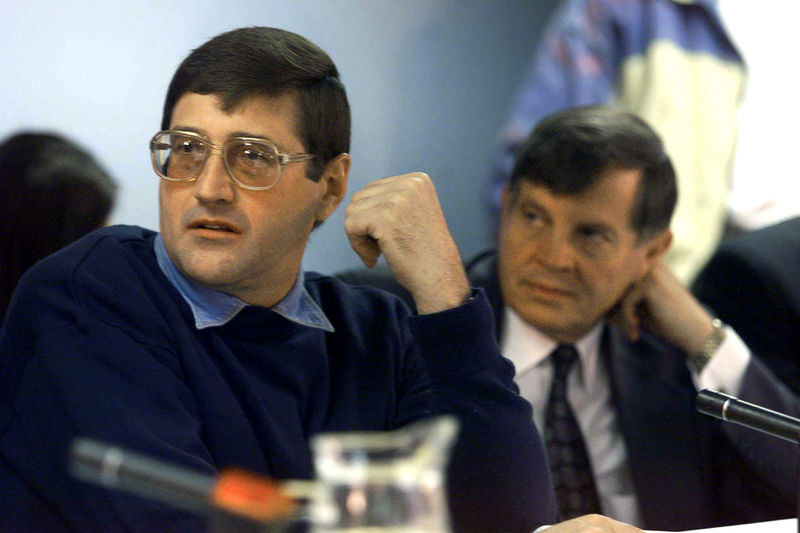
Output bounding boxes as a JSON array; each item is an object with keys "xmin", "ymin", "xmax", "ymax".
[{"xmin": 688, "ymin": 318, "xmax": 726, "ymax": 373}]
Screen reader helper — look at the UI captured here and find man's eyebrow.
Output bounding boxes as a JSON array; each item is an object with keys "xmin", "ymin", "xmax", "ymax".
[
  {"xmin": 228, "ymin": 131, "xmax": 290, "ymax": 151},
  {"xmin": 169, "ymin": 127, "xmax": 274, "ymax": 140},
  {"xmin": 517, "ymin": 196, "xmax": 548, "ymax": 214},
  {"xmin": 577, "ymin": 220, "xmax": 613, "ymax": 231},
  {"xmin": 229, "ymin": 130, "xmax": 273, "ymax": 140},
  {"xmin": 171, "ymin": 126, "xmax": 205, "ymax": 135},
  {"xmin": 575, "ymin": 220, "xmax": 618, "ymax": 239},
  {"xmin": 169, "ymin": 128, "xmax": 286, "ymax": 148}
]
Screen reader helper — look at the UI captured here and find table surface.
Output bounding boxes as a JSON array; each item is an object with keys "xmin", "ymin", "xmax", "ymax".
[{"xmin": 647, "ymin": 518, "xmax": 795, "ymax": 533}]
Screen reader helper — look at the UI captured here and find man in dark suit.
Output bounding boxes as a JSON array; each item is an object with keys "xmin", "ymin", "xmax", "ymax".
[
  {"xmin": 693, "ymin": 217, "xmax": 800, "ymax": 395},
  {"xmin": 339, "ymin": 106, "xmax": 799, "ymax": 530}
]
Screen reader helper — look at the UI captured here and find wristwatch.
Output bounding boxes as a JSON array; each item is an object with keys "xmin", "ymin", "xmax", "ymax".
[{"xmin": 688, "ymin": 318, "xmax": 726, "ymax": 373}]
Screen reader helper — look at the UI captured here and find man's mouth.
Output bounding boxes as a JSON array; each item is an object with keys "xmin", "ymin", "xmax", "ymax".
[
  {"xmin": 189, "ymin": 220, "xmax": 240, "ymax": 234},
  {"xmin": 198, "ymin": 224, "xmax": 233, "ymax": 231},
  {"xmin": 523, "ymin": 279, "xmax": 573, "ymax": 299}
]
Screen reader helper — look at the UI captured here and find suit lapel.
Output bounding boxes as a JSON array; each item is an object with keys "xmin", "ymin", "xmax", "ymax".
[{"xmin": 603, "ymin": 327, "xmax": 717, "ymax": 529}]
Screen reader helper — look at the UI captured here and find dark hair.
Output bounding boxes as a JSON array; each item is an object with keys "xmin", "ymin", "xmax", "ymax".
[
  {"xmin": 508, "ymin": 105, "xmax": 677, "ymax": 242},
  {"xmin": 161, "ymin": 26, "xmax": 350, "ymax": 181},
  {"xmin": 0, "ymin": 132, "xmax": 117, "ymax": 319}
]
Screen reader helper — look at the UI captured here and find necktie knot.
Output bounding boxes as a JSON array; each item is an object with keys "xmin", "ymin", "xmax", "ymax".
[{"xmin": 551, "ymin": 344, "xmax": 579, "ymax": 380}]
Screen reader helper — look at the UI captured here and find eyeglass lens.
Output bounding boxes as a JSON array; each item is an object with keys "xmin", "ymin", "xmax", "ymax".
[{"xmin": 152, "ymin": 132, "xmax": 281, "ymax": 189}]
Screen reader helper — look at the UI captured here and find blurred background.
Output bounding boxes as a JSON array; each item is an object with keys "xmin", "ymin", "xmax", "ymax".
[{"xmin": 1, "ymin": 0, "xmax": 558, "ymax": 274}]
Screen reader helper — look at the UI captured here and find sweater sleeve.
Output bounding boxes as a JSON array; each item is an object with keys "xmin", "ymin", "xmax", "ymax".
[
  {"xmin": 407, "ymin": 289, "xmax": 559, "ymax": 533},
  {"xmin": 0, "ymin": 235, "xmax": 213, "ymax": 532},
  {"xmin": 0, "ymin": 317, "xmax": 213, "ymax": 533}
]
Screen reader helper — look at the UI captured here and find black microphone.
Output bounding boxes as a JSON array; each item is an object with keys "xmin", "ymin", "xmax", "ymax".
[
  {"xmin": 69, "ymin": 438, "xmax": 301, "ymax": 529},
  {"xmin": 696, "ymin": 389, "xmax": 800, "ymax": 443},
  {"xmin": 69, "ymin": 437, "xmax": 214, "ymax": 513}
]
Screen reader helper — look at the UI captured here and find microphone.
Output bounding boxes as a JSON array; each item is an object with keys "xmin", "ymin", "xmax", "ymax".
[
  {"xmin": 696, "ymin": 389, "xmax": 800, "ymax": 443},
  {"xmin": 69, "ymin": 438, "xmax": 304, "ymax": 526}
]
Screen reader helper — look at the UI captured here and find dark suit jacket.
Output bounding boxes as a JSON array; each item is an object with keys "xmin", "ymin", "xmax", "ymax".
[
  {"xmin": 693, "ymin": 216, "xmax": 800, "ymax": 395},
  {"xmin": 338, "ymin": 249, "xmax": 799, "ymax": 530}
]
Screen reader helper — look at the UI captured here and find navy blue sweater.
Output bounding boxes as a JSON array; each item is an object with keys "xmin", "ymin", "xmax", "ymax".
[{"xmin": 0, "ymin": 225, "xmax": 557, "ymax": 532}]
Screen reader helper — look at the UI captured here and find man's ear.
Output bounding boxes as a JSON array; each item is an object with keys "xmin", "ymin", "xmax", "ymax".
[{"xmin": 314, "ymin": 153, "xmax": 350, "ymax": 224}]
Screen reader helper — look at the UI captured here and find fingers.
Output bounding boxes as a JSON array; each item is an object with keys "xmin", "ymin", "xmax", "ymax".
[
  {"xmin": 343, "ymin": 172, "xmax": 469, "ymax": 313},
  {"xmin": 546, "ymin": 514, "xmax": 645, "ymax": 533},
  {"xmin": 609, "ymin": 262, "xmax": 675, "ymax": 342},
  {"xmin": 344, "ymin": 173, "xmax": 434, "ymax": 261},
  {"xmin": 347, "ymin": 233, "xmax": 381, "ymax": 268},
  {"xmin": 609, "ymin": 282, "xmax": 645, "ymax": 341},
  {"xmin": 344, "ymin": 172, "xmax": 442, "ymax": 267},
  {"xmin": 607, "ymin": 261, "xmax": 719, "ymax": 353}
]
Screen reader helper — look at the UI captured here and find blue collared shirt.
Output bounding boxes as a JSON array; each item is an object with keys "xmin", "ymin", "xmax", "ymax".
[{"xmin": 154, "ymin": 235, "xmax": 334, "ymax": 332}]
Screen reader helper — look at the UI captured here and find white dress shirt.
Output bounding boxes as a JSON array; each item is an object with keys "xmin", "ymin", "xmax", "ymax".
[{"xmin": 500, "ymin": 306, "xmax": 751, "ymax": 526}]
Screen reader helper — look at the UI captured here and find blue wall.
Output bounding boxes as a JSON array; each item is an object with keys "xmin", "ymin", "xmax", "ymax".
[{"xmin": 1, "ymin": 0, "xmax": 556, "ymax": 274}]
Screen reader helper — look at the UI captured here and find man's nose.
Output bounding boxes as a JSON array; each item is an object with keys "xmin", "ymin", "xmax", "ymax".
[
  {"xmin": 193, "ymin": 151, "xmax": 235, "ymax": 203},
  {"xmin": 534, "ymin": 231, "xmax": 575, "ymax": 270}
]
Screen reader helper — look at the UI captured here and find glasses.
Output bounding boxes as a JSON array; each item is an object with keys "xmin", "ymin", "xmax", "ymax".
[{"xmin": 149, "ymin": 130, "xmax": 316, "ymax": 191}]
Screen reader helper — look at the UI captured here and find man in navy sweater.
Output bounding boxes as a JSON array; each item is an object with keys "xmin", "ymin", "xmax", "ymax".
[{"xmin": 0, "ymin": 27, "xmax": 643, "ymax": 533}]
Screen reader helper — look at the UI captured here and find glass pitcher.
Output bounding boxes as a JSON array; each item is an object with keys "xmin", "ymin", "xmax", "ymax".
[{"xmin": 309, "ymin": 415, "xmax": 459, "ymax": 533}]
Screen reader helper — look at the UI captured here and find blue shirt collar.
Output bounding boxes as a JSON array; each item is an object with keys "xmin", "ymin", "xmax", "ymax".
[{"xmin": 154, "ymin": 234, "xmax": 334, "ymax": 332}]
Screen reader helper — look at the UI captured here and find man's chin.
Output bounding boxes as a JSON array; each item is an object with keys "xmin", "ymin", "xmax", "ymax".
[
  {"xmin": 514, "ymin": 305, "xmax": 585, "ymax": 341},
  {"xmin": 176, "ymin": 256, "xmax": 239, "ymax": 290}
]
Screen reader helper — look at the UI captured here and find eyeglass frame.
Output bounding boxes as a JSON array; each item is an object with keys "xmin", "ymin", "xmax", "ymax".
[{"xmin": 149, "ymin": 129, "xmax": 317, "ymax": 191}]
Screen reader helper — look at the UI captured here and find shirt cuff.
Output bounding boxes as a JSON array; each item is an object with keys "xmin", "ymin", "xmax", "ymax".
[{"xmin": 693, "ymin": 326, "xmax": 751, "ymax": 394}]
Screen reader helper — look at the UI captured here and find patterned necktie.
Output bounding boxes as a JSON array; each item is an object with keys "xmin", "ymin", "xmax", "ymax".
[{"xmin": 544, "ymin": 344, "xmax": 602, "ymax": 519}]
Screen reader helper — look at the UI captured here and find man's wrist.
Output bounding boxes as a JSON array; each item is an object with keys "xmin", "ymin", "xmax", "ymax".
[
  {"xmin": 687, "ymin": 318, "xmax": 726, "ymax": 373},
  {"xmin": 414, "ymin": 288, "xmax": 472, "ymax": 314},
  {"xmin": 461, "ymin": 289, "xmax": 475, "ymax": 306}
]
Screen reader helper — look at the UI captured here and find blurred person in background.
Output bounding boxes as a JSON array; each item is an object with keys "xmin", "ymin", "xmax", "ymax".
[
  {"xmin": 486, "ymin": 0, "xmax": 743, "ymax": 284},
  {"xmin": 0, "ymin": 132, "xmax": 117, "ymax": 321},
  {"xmin": 693, "ymin": 216, "xmax": 800, "ymax": 395}
]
